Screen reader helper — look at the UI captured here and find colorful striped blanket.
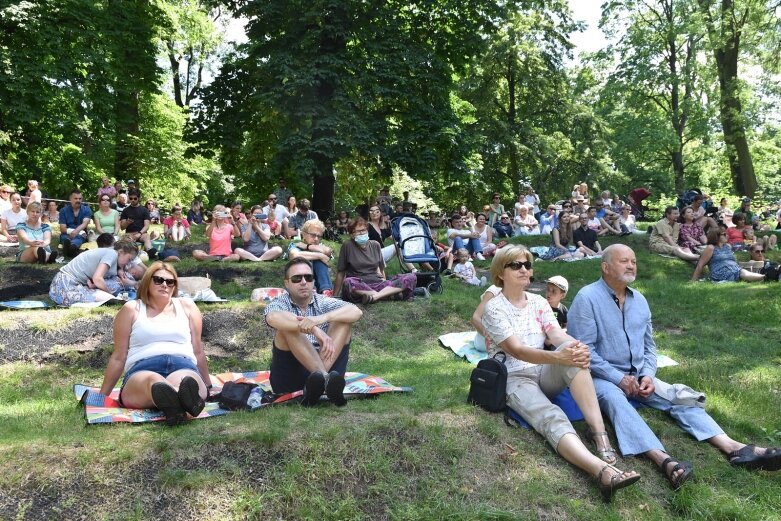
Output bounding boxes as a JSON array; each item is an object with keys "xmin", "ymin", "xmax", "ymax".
[{"xmin": 74, "ymin": 371, "xmax": 411, "ymax": 425}]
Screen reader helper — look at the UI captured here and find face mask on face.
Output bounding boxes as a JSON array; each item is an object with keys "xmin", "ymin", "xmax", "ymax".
[{"xmin": 354, "ymin": 233, "xmax": 370, "ymax": 245}]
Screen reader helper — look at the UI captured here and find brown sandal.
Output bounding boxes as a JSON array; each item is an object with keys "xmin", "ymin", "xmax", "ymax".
[{"xmin": 598, "ymin": 464, "xmax": 641, "ymax": 503}]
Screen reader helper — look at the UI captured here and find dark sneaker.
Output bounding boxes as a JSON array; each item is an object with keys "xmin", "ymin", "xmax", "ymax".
[
  {"xmin": 177, "ymin": 376, "xmax": 205, "ymax": 417},
  {"xmin": 326, "ymin": 370, "xmax": 347, "ymax": 406},
  {"xmin": 413, "ymin": 287, "xmax": 430, "ymax": 298},
  {"xmin": 68, "ymin": 244, "xmax": 81, "ymax": 258},
  {"xmin": 151, "ymin": 382, "xmax": 186, "ymax": 426},
  {"xmin": 37, "ymin": 247, "xmax": 48, "ymax": 264},
  {"xmin": 60, "ymin": 238, "xmax": 72, "ymax": 257},
  {"xmin": 47, "ymin": 251, "xmax": 58, "ymax": 263},
  {"xmin": 302, "ymin": 371, "xmax": 326, "ymax": 406}
]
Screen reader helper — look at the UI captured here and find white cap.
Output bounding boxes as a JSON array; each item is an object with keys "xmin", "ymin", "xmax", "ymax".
[{"xmin": 546, "ymin": 275, "xmax": 569, "ymax": 293}]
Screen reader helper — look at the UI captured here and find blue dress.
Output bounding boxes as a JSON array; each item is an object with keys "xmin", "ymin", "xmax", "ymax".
[{"xmin": 708, "ymin": 245, "xmax": 741, "ymax": 281}]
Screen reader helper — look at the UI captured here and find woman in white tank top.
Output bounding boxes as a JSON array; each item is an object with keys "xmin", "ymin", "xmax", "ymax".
[{"xmin": 98, "ymin": 262, "xmax": 214, "ymax": 426}]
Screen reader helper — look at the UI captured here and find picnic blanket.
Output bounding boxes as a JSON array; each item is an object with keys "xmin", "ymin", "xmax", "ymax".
[
  {"xmin": 74, "ymin": 371, "xmax": 411, "ymax": 425},
  {"xmin": 0, "ymin": 300, "xmax": 50, "ymax": 310}
]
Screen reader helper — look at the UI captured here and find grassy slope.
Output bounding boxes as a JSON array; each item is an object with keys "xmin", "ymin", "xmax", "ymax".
[{"xmin": 0, "ymin": 230, "xmax": 780, "ymax": 520}]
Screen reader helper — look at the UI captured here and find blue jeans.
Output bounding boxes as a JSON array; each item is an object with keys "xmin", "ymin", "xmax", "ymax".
[
  {"xmin": 452, "ymin": 236, "xmax": 482, "ymax": 255},
  {"xmin": 312, "ymin": 259, "xmax": 333, "ymax": 292},
  {"xmin": 59, "ymin": 232, "xmax": 86, "ymax": 248}
]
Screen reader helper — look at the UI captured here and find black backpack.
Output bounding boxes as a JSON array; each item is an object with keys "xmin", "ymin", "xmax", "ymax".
[
  {"xmin": 761, "ymin": 261, "xmax": 781, "ymax": 282},
  {"xmin": 213, "ymin": 381, "xmax": 257, "ymax": 410},
  {"xmin": 467, "ymin": 352, "xmax": 508, "ymax": 412}
]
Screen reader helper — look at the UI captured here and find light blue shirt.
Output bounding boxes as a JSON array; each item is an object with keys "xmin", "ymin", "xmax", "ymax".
[{"xmin": 567, "ymin": 278, "xmax": 657, "ymax": 385}]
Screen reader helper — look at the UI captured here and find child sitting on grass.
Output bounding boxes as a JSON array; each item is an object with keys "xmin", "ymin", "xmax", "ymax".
[
  {"xmin": 544, "ymin": 275, "xmax": 569, "ymax": 350},
  {"xmin": 452, "ymin": 248, "xmax": 487, "ymax": 286}
]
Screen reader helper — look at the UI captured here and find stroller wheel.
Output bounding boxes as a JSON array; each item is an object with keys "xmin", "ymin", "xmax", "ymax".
[{"xmin": 428, "ymin": 281, "xmax": 443, "ymax": 294}]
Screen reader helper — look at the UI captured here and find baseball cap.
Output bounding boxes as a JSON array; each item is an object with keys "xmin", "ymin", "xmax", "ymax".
[
  {"xmin": 127, "ymin": 179, "xmax": 136, "ymax": 184},
  {"xmin": 546, "ymin": 276, "xmax": 569, "ymax": 293}
]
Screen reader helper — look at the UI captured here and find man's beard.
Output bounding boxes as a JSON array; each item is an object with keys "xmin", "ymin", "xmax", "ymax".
[{"xmin": 619, "ymin": 273, "xmax": 636, "ymax": 284}]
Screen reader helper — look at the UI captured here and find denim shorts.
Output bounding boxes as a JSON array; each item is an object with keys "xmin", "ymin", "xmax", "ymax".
[{"xmin": 121, "ymin": 354, "xmax": 199, "ymax": 388}]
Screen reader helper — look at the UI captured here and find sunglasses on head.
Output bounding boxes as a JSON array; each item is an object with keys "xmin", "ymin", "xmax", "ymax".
[
  {"xmin": 152, "ymin": 275, "xmax": 176, "ymax": 287},
  {"xmin": 288, "ymin": 274, "xmax": 314, "ymax": 283},
  {"xmin": 505, "ymin": 260, "xmax": 533, "ymax": 271}
]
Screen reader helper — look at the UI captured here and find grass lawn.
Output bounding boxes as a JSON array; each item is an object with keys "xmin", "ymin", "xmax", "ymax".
[{"xmin": 0, "ymin": 227, "xmax": 780, "ymax": 520}]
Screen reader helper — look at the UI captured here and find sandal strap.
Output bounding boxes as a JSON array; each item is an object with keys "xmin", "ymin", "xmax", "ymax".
[{"xmin": 728, "ymin": 444, "xmax": 756, "ymax": 460}]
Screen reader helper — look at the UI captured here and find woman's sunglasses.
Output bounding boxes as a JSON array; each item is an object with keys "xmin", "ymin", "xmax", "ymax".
[
  {"xmin": 152, "ymin": 276, "xmax": 176, "ymax": 287},
  {"xmin": 288, "ymin": 274, "xmax": 314, "ymax": 283},
  {"xmin": 505, "ymin": 260, "xmax": 533, "ymax": 270}
]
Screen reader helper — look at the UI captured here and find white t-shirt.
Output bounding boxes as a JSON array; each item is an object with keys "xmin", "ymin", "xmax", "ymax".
[
  {"xmin": 587, "ymin": 217, "xmax": 601, "ymax": 231},
  {"xmin": 453, "ymin": 260, "xmax": 477, "ymax": 280},
  {"xmin": 482, "ymin": 291, "xmax": 558, "ymax": 373},
  {"xmin": 262, "ymin": 204, "xmax": 290, "ymax": 223},
  {"xmin": 524, "ymin": 194, "xmax": 540, "ymax": 214},
  {"xmin": 1, "ymin": 208, "xmax": 27, "ymax": 232}
]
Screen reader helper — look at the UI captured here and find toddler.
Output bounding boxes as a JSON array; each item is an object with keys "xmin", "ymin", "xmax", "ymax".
[{"xmin": 452, "ymin": 248, "xmax": 487, "ymax": 286}]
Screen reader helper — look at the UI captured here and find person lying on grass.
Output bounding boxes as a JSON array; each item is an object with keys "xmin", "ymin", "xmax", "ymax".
[
  {"xmin": 479, "ymin": 244, "xmax": 641, "ymax": 503},
  {"xmin": 99, "ymin": 262, "xmax": 213, "ymax": 426},
  {"xmin": 264, "ymin": 257, "xmax": 363, "ymax": 406},
  {"xmin": 568, "ymin": 244, "xmax": 781, "ymax": 491}
]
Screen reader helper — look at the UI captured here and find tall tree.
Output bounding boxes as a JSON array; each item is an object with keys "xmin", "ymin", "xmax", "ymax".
[
  {"xmin": 695, "ymin": 0, "xmax": 776, "ymax": 196},
  {"xmin": 196, "ymin": 0, "xmax": 497, "ymax": 216},
  {"xmin": 598, "ymin": 0, "xmax": 712, "ymax": 193}
]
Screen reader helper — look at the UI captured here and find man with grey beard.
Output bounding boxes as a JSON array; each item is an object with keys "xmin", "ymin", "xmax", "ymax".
[{"xmin": 568, "ymin": 244, "xmax": 781, "ymax": 490}]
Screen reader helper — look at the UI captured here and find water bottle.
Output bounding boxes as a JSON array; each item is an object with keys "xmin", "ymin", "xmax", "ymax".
[{"xmin": 246, "ymin": 387, "xmax": 263, "ymax": 410}]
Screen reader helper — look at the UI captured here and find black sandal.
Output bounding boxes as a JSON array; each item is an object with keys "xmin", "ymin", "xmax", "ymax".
[
  {"xmin": 661, "ymin": 457, "xmax": 693, "ymax": 490},
  {"xmin": 728, "ymin": 445, "xmax": 781, "ymax": 471},
  {"xmin": 597, "ymin": 464, "xmax": 641, "ymax": 503}
]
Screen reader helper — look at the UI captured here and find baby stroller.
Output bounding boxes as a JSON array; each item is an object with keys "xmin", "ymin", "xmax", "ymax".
[{"xmin": 390, "ymin": 213, "xmax": 444, "ymax": 294}]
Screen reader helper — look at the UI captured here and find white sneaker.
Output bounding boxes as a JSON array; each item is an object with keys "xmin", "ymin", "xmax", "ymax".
[
  {"xmin": 479, "ymin": 276, "xmax": 487, "ymax": 287},
  {"xmin": 476, "ymin": 253, "xmax": 486, "ymax": 261}
]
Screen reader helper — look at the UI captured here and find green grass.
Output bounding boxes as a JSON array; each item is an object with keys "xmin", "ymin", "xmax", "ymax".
[{"xmin": 0, "ymin": 229, "xmax": 780, "ymax": 519}]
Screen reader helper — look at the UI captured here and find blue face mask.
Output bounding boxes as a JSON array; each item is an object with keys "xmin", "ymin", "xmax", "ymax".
[{"xmin": 354, "ymin": 233, "xmax": 370, "ymax": 245}]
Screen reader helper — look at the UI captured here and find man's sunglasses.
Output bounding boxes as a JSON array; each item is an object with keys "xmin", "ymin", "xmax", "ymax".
[
  {"xmin": 505, "ymin": 260, "xmax": 533, "ymax": 271},
  {"xmin": 288, "ymin": 274, "xmax": 314, "ymax": 283},
  {"xmin": 152, "ymin": 275, "xmax": 176, "ymax": 287}
]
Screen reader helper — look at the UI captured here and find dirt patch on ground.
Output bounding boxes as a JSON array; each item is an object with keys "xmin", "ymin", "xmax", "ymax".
[{"xmin": 0, "ymin": 264, "xmax": 56, "ymax": 300}]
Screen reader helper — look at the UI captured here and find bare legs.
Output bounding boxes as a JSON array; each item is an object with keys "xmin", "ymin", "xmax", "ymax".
[{"xmin": 273, "ymin": 322, "xmax": 352, "ymax": 373}]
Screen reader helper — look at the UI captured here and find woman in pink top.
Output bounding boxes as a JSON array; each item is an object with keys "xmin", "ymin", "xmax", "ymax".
[{"xmin": 192, "ymin": 205, "xmax": 242, "ymax": 261}]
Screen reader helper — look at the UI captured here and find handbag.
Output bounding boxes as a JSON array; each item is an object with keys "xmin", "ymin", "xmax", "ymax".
[
  {"xmin": 214, "ymin": 381, "xmax": 257, "ymax": 410},
  {"xmin": 467, "ymin": 352, "xmax": 508, "ymax": 412}
]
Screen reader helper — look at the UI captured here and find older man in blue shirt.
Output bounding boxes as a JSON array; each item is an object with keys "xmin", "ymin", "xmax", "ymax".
[{"xmin": 568, "ymin": 244, "xmax": 781, "ymax": 489}]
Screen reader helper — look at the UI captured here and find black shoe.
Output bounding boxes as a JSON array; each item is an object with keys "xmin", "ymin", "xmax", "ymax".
[
  {"xmin": 146, "ymin": 248, "xmax": 158, "ymax": 260},
  {"xmin": 68, "ymin": 244, "xmax": 81, "ymax": 258},
  {"xmin": 60, "ymin": 238, "xmax": 72, "ymax": 257},
  {"xmin": 325, "ymin": 370, "xmax": 347, "ymax": 406},
  {"xmin": 177, "ymin": 376, "xmax": 205, "ymax": 417},
  {"xmin": 37, "ymin": 247, "xmax": 47, "ymax": 264},
  {"xmin": 47, "ymin": 251, "xmax": 58, "ymax": 263},
  {"xmin": 151, "ymin": 382, "xmax": 187, "ymax": 426},
  {"xmin": 413, "ymin": 287, "xmax": 430, "ymax": 298},
  {"xmin": 302, "ymin": 371, "xmax": 326, "ymax": 406}
]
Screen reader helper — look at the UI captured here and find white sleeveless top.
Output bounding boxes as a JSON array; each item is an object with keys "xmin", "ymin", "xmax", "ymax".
[{"xmin": 124, "ymin": 298, "xmax": 196, "ymax": 371}]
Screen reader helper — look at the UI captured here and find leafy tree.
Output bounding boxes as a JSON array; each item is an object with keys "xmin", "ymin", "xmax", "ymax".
[{"xmin": 195, "ymin": 0, "xmax": 498, "ymax": 216}]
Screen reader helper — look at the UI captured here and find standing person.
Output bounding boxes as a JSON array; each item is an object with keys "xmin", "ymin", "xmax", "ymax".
[
  {"xmin": 58, "ymin": 189, "xmax": 92, "ymax": 257},
  {"xmin": 15, "ymin": 201, "xmax": 57, "ymax": 263},
  {"xmin": 524, "ymin": 186, "xmax": 541, "ymax": 219},
  {"xmin": 487, "ymin": 194, "xmax": 504, "ymax": 227},
  {"xmin": 192, "ymin": 205, "xmax": 242, "ymax": 262},
  {"xmin": 97, "ymin": 177, "xmax": 117, "ymax": 201},
  {"xmin": 334, "ymin": 218, "xmax": 418, "ymax": 304},
  {"xmin": 23, "ymin": 179, "xmax": 42, "ymax": 206},
  {"xmin": 265, "ymin": 257, "xmax": 363, "ymax": 405},
  {"xmin": 187, "ymin": 199, "xmax": 205, "ymax": 225},
  {"xmin": 98, "ymin": 263, "xmax": 213, "ymax": 426},
  {"xmin": 48, "ymin": 241, "xmax": 139, "ymax": 306},
  {"xmin": 1, "ymin": 192, "xmax": 26, "ymax": 243},
  {"xmin": 239, "ymin": 205, "xmax": 284, "ymax": 262},
  {"xmin": 648, "ymin": 207, "xmax": 699, "ymax": 261},
  {"xmin": 568, "ymin": 244, "xmax": 781, "ymax": 490},
  {"xmin": 94, "ymin": 194, "xmax": 120, "ymax": 237},
  {"xmin": 480, "ymin": 245, "xmax": 640, "ymax": 502},
  {"xmin": 120, "ymin": 190, "xmax": 157, "ymax": 260},
  {"xmin": 273, "ymin": 177, "xmax": 293, "ymax": 203},
  {"xmin": 573, "ymin": 213, "xmax": 602, "ymax": 257}
]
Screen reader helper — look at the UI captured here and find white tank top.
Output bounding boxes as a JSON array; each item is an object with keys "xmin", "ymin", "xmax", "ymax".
[{"xmin": 124, "ymin": 298, "xmax": 196, "ymax": 372}]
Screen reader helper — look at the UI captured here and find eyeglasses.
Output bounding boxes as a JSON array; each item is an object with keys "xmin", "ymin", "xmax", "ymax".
[
  {"xmin": 288, "ymin": 274, "xmax": 314, "ymax": 283},
  {"xmin": 501, "ymin": 216, "xmax": 510, "ymax": 220},
  {"xmin": 1, "ymin": 190, "xmax": 11, "ymax": 194},
  {"xmin": 129, "ymin": 197, "xmax": 139, "ymax": 201},
  {"xmin": 505, "ymin": 260, "xmax": 533, "ymax": 271},
  {"xmin": 370, "ymin": 209, "xmax": 381, "ymax": 213},
  {"xmin": 268, "ymin": 197, "xmax": 277, "ymax": 200},
  {"xmin": 304, "ymin": 231, "xmax": 323, "ymax": 239},
  {"xmin": 753, "ymin": 249, "xmax": 764, "ymax": 253},
  {"xmin": 101, "ymin": 198, "xmax": 110, "ymax": 202},
  {"xmin": 152, "ymin": 275, "xmax": 176, "ymax": 287}
]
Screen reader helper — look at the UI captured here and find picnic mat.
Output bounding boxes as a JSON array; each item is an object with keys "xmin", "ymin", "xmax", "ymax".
[
  {"xmin": 74, "ymin": 371, "xmax": 411, "ymax": 425},
  {"xmin": 0, "ymin": 300, "xmax": 50, "ymax": 310}
]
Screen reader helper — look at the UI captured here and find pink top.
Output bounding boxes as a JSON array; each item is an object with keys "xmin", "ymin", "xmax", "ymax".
[
  {"xmin": 209, "ymin": 223, "xmax": 234, "ymax": 256},
  {"xmin": 163, "ymin": 216, "xmax": 190, "ymax": 230}
]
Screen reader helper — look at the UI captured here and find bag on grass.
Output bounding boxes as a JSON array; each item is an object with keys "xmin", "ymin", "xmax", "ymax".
[
  {"xmin": 215, "ymin": 381, "xmax": 257, "ymax": 410},
  {"xmin": 467, "ymin": 352, "xmax": 508, "ymax": 412},
  {"xmin": 760, "ymin": 261, "xmax": 781, "ymax": 282}
]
